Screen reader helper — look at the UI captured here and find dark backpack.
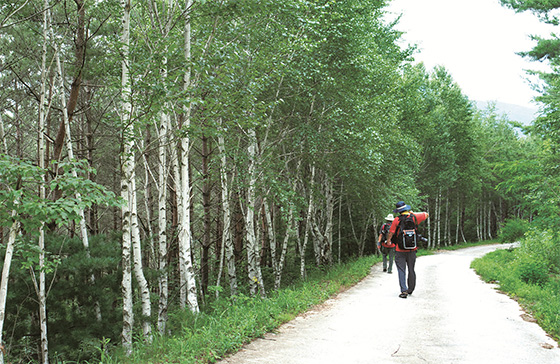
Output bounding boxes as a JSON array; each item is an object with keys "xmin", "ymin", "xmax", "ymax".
[
  {"xmin": 380, "ymin": 223, "xmax": 392, "ymax": 248},
  {"xmin": 396, "ymin": 214, "xmax": 418, "ymax": 250}
]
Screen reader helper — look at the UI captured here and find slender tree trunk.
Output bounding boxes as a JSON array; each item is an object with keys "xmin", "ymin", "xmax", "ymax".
[
  {"xmin": 300, "ymin": 164, "xmax": 315, "ymax": 277},
  {"xmin": 0, "ymin": 217, "xmax": 18, "ymax": 364},
  {"xmin": 0, "ymin": 114, "xmax": 6, "ymax": 154},
  {"xmin": 51, "ymin": 0, "xmax": 86, "ymax": 164},
  {"xmin": 141, "ymin": 136, "xmax": 155, "ymax": 267},
  {"xmin": 263, "ymin": 200, "xmax": 277, "ymax": 276},
  {"xmin": 130, "ymin": 168, "xmax": 152, "ymax": 341},
  {"xmin": 37, "ymin": 4, "xmax": 50, "ymax": 362},
  {"xmin": 325, "ymin": 178, "xmax": 334, "ymax": 265},
  {"xmin": 179, "ymin": 0, "xmax": 199, "ymax": 311},
  {"xmin": 337, "ymin": 182, "xmax": 343, "ymax": 263},
  {"xmin": 217, "ymin": 133, "xmax": 237, "ymax": 297},
  {"xmin": 444, "ymin": 190, "xmax": 449, "ymax": 246},
  {"xmin": 120, "ymin": 0, "xmax": 134, "ymax": 354},
  {"xmin": 426, "ymin": 200, "xmax": 432, "ymax": 248},
  {"xmin": 157, "ymin": 111, "xmax": 169, "ymax": 334},
  {"xmin": 436, "ymin": 188, "xmax": 441, "ymax": 248},
  {"xmin": 311, "ymin": 175, "xmax": 334, "ymax": 266},
  {"xmin": 274, "ymin": 206, "xmax": 294, "ymax": 290},
  {"xmin": 245, "ymin": 128, "xmax": 265, "ymax": 297},
  {"xmin": 455, "ymin": 197, "xmax": 460, "ymax": 245},
  {"xmin": 200, "ymin": 133, "xmax": 211, "ymax": 297},
  {"xmin": 487, "ymin": 200, "xmax": 493, "ymax": 240}
]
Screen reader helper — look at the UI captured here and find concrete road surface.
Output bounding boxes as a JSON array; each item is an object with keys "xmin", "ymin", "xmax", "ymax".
[{"xmin": 217, "ymin": 244, "xmax": 560, "ymax": 364}]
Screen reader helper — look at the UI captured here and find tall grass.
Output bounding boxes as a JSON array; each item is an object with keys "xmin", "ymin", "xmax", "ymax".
[
  {"xmin": 101, "ymin": 240, "xmax": 503, "ymax": 364},
  {"xmin": 471, "ymin": 228, "xmax": 560, "ymax": 342},
  {"xmin": 104, "ymin": 254, "xmax": 381, "ymax": 363}
]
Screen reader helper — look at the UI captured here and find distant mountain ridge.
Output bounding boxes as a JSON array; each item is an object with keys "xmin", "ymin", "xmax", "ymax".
[{"xmin": 474, "ymin": 100, "xmax": 538, "ymax": 126}]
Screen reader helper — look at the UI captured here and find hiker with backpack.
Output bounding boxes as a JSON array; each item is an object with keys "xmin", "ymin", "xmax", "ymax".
[
  {"xmin": 386, "ymin": 201, "xmax": 429, "ymax": 299},
  {"xmin": 377, "ymin": 214, "xmax": 396, "ymax": 273}
]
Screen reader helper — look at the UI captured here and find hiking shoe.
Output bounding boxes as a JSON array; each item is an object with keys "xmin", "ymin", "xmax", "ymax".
[
  {"xmin": 383, "ymin": 269, "xmax": 387, "ymax": 272},
  {"xmin": 399, "ymin": 292, "xmax": 408, "ymax": 299}
]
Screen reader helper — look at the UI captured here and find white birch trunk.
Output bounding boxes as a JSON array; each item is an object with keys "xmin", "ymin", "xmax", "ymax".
[
  {"xmin": 157, "ymin": 111, "xmax": 169, "ymax": 334},
  {"xmin": 426, "ymin": 201, "xmax": 432, "ymax": 248},
  {"xmin": 180, "ymin": 0, "xmax": 199, "ymax": 311},
  {"xmin": 156, "ymin": 0, "xmax": 176, "ymax": 329},
  {"xmin": 325, "ymin": 178, "xmax": 334, "ymax": 265},
  {"xmin": 300, "ymin": 164, "xmax": 315, "ymax": 278},
  {"xmin": 0, "ymin": 218, "xmax": 18, "ymax": 364},
  {"xmin": 337, "ymin": 182, "xmax": 343, "ymax": 264},
  {"xmin": 37, "ymin": 3, "xmax": 49, "ymax": 362},
  {"xmin": 274, "ymin": 207, "xmax": 294, "ymax": 290},
  {"xmin": 263, "ymin": 201, "xmax": 278, "ymax": 275},
  {"xmin": 437, "ymin": 187, "xmax": 442, "ymax": 247},
  {"xmin": 0, "ymin": 114, "xmax": 7, "ymax": 154},
  {"xmin": 455, "ymin": 200, "xmax": 460, "ymax": 245},
  {"xmin": 217, "ymin": 134, "xmax": 237, "ymax": 297},
  {"xmin": 245, "ymin": 128, "xmax": 265, "ymax": 297},
  {"xmin": 487, "ymin": 200, "xmax": 493, "ymax": 240},
  {"xmin": 444, "ymin": 190, "xmax": 449, "ymax": 246},
  {"xmin": 130, "ymin": 168, "xmax": 152, "ymax": 340},
  {"xmin": 141, "ymin": 143, "xmax": 155, "ymax": 265},
  {"xmin": 38, "ymin": 231, "xmax": 49, "ymax": 364},
  {"xmin": 120, "ymin": 0, "xmax": 134, "ymax": 354}
]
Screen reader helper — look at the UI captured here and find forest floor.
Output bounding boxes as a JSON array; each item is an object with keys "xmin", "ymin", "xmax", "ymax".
[{"xmin": 217, "ymin": 244, "xmax": 560, "ymax": 364}]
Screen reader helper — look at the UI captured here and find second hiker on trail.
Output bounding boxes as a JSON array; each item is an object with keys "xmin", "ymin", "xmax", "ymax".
[
  {"xmin": 377, "ymin": 213, "xmax": 395, "ymax": 274},
  {"xmin": 386, "ymin": 201, "xmax": 429, "ymax": 299}
]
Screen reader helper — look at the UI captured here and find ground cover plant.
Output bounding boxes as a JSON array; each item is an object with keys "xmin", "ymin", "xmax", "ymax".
[
  {"xmin": 103, "ymin": 241, "xmax": 496, "ymax": 364},
  {"xmin": 471, "ymin": 228, "xmax": 560, "ymax": 343}
]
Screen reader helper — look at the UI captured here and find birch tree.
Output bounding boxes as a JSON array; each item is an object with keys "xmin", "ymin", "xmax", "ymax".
[
  {"xmin": 120, "ymin": 0, "xmax": 134, "ymax": 354},
  {"xmin": 156, "ymin": 98, "xmax": 169, "ymax": 334},
  {"xmin": 244, "ymin": 128, "xmax": 265, "ymax": 296},
  {"xmin": 176, "ymin": 0, "xmax": 198, "ymax": 312},
  {"xmin": 35, "ymin": 3, "xmax": 49, "ymax": 362},
  {"xmin": 216, "ymin": 132, "xmax": 238, "ymax": 297}
]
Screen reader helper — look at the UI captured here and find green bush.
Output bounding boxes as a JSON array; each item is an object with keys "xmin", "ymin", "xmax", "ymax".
[
  {"xmin": 472, "ymin": 237, "xmax": 560, "ymax": 342},
  {"xmin": 516, "ymin": 254, "xmax": 549, "ymax": 286},
  {"xmin": 498, "ymin": 218, "xmax": 529, "ymax": 243}
]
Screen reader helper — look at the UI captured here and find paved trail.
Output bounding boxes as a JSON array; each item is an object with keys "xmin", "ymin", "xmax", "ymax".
[{"xmin": 217, "ymin": 244, "xmax": 560, "ymax": 364}]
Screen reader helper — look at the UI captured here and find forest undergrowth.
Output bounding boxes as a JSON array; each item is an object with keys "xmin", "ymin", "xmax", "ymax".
[
  {"xmin": 471, "ymin": 220, "xmax": 560, "ymax": 344},
  {"xmin": 104, "ymin": 241, "xmax": 494, "ymax": 364}
]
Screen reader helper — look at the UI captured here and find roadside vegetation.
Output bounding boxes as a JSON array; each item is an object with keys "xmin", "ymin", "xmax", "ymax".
[
  {"xmin": 102, "ymin": 254, "xmax": 381, "ymax": 363},
  {"xmin": 106, "ymin": 240, "xmax": 495, "ymax": 364},
  {"xmin": 471, "ymin": 218, "xmax": 560, "ymax": 343}
]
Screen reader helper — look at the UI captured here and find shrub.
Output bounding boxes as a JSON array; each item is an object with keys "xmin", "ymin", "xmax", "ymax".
[
  {"xmin": 498, "ymin": 218, "xmax": 529, "ymax": 243},
  {"xmin": 516, "ymin": 254, "xmax": 549, "ymax": 286}
]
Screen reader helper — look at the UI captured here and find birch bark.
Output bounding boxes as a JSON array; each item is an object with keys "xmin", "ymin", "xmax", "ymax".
[
  {"xmin": 120, "ymin": 0, "xmax": 134, "ymax": 354},
  {"xmin": 0, "ymin": 217, "xmax": 18, "ymax": 364},
  {"xmin": 130, "ymin": 167, "xmax": 152, "ymax": 340},
  {"xmin": 300, "ymin": 164, "xmax": 315, "ymax": 278},
  {"xmin": 157, "ymin": 110, "xmax": 169, "ymax": 333},
  {"xmin": 178, "ymin": 0, "xmax": 199, "ymax": 312},
  {"xmin": 217, "ymin": 133, "xmax": 237, "ymax": 297},
  {"xmin": 37, "ymin": 3, "xmax": 49, "ymax": 362},
  {"xmin": 456, "ymin": 199, "xmax": 460, "ymax": 245},
  {"xmin": 245, "ymin": 128, "xmax": 265, "ymax": 297},
  {"xmin": 0, "ymin": 114, "xmax": 6, "ymax": 154}
]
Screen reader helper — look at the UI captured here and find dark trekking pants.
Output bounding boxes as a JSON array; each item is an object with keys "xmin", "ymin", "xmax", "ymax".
[
  {"xmin": 382, "ymin": 247, "xmax": 395, "ymax": 272},
  {"xmin": 395, "ymin": 250, "xmax": 416, "ymax": 294}
]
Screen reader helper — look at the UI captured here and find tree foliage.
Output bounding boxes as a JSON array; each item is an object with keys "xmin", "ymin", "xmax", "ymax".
[{"xmin": 0, "ymin": 0, "xmax": 550, "ymax": 362}]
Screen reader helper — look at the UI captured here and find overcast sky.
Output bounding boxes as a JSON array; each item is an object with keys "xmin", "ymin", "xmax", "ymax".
[{"xmin": 386, "ymin": 0, "xmax": 556, "ymax": 109}]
